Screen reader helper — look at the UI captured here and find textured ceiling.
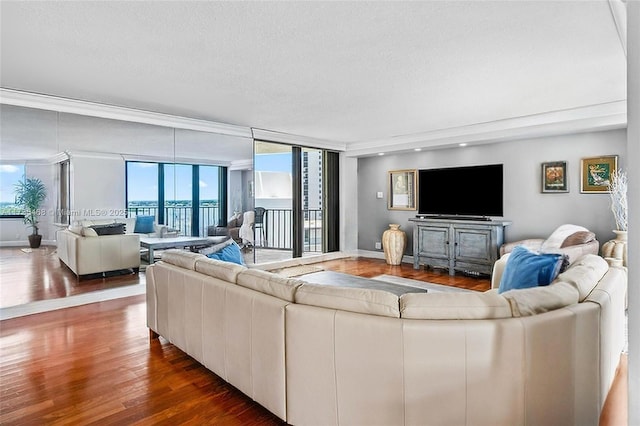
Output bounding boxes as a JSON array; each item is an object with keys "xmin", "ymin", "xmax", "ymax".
[{"xmin": 0, "ymin": 1, "xmax": 627, "ymax": 147}]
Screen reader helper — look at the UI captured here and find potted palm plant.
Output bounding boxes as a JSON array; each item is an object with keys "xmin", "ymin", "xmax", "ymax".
[{"xmin": 14, "ymin": 176, "xmax": 47, "ymax": 248}]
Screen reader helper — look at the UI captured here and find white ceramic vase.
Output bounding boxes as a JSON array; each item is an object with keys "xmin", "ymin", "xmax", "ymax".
[
  {"xmin": 382, "ymin": 224, "xmax": 407, "ymax": 265},
  {"xmin": 601, "ymin": 230, "xmax": 628, "ymax": 267}
]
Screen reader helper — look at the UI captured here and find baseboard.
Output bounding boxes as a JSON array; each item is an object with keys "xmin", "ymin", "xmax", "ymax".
[
  {"xmin": 0, "ymin": 240, "xmax": 56, "ymax": 247},
  {"xmin": 356, "ymin": 249, "xmax": 415, "ymax": 265}
]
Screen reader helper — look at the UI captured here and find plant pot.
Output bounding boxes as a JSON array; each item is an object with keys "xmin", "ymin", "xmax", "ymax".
[
  {"xmin": 601, "ymin": 230, "xmax": 627, "ymax": 267},
  {"xmin": 28, "ymin": 234, "xmax": 42, "ymax": 249},
  {"xmin": 382, "ymin": 224, "xmax": 407, "ymax": 265}
]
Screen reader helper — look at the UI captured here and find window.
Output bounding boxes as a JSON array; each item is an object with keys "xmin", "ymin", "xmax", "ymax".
[
  {"xmin": 126, "ymin": 161, "xmax": 225, "ymax": 236},
  {"xmin": 0, "ymin": 164, "xmax": 26, "ymax": 217}
]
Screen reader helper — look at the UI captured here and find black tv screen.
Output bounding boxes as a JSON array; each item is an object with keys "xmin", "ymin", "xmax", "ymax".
[{"xmin": 418, "ymin": 164, "xmax": 503, "ymax": 218}]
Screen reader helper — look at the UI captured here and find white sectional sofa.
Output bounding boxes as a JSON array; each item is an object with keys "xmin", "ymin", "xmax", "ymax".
[{"xmin": 146, "ymin": 250, "xmax": 627, "ymax": 425}]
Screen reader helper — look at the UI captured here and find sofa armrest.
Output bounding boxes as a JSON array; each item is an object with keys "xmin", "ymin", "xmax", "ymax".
[
  {"xmin": 555, "ymin": 239, "xmax": 600, "ymax": 265},
  {"xmin": 491, "ymin": 253, "xmax": 510, "ymax": 289},
  {"xmin": 499, "ymin": 239, "xmax": 545, "ymax": 257}
]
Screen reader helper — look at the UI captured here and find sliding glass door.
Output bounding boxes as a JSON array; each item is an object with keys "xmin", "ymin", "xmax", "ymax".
[
  {"xmin": 254, "ymin": 141, "xmax": 294, "ymax": 262},
  {"xmin": 253, "ymin": 141, "xmax": 338, "ymax": 262}
]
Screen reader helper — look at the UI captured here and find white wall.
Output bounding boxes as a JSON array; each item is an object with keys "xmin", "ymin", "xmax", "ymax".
[
  {"xmin": 356, "ymin": 128, "xmax": 627, "ymax": 254},
  {"xmin": 341, "ymin": 155, "xmax": 359, "ymax": 252},
  {"xmin": 69, "ymin": 153, "xmax": 126, "ymax": 222}
]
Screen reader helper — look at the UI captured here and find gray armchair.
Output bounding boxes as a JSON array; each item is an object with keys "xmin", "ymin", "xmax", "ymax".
[{"xmin": 208, "ymin": 212, "xmax": 243, "ymax": 243}]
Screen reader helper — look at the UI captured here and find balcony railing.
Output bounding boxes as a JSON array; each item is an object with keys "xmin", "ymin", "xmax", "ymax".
[
  {"xmin": 127, "ymin": 205, "xmax": 220, "ymax": 237},
  {"xmin": 257, "ymin": 208, "xmax": 322, "ymax": 252},
  {"xmin": 127, "ymin": 206, "xmax": 321, "ymax": 252}
]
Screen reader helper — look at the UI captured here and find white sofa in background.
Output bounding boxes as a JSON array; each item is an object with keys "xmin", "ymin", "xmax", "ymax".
[
  {"xmin": 57, "ymin": 219, "xmax": 140, "ymax": 277},
  {"xmin": 146, "ymin": 251, "xmax": 627, "ymax": 425}
]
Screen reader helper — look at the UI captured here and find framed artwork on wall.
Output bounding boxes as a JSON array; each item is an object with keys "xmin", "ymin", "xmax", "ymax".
[
  {"xmin": 388, "ymin": 169, "xmax": 417, "ymax": 210},
  {"xmin": 580, "ymin": 155, "xmax": 618, "ymax": 193},
  {"xmin": 541, "ymin": 161, "xmax": 568, "ymax": 193}
]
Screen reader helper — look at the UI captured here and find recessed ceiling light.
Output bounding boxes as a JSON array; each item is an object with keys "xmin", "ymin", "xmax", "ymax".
[
  {"xmin": 378, "ymin": 152, "xmax": 385, "ymax": 156},
  {"xmin": 414, "ymin": 148, "xmax": 422, "ymax": 152},
  {"xmin": 459, "ymin": 143, "xmax": 468, "ymax": 147}
]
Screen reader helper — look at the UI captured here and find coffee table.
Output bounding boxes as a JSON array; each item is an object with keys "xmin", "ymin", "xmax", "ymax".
[{"xmin": 139, "ymin": 236, "xmax": 219, "ymax": 264}]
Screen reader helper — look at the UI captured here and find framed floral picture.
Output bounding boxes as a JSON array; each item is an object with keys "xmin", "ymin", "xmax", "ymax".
[
  {"xmin": 541, "ymin": 161, "xmax": 568, "ymax": 193},
  {"xmin": 388, "ymin": 169, "xmax": 417, "ymax": 210},
  {"xmin": 580, "ymin": 155, "xmax": 618, "ymax": 193}
]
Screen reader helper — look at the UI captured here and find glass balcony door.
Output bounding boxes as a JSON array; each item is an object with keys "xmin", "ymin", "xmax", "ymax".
[
  {"xmin": 254, "ymin": 141, "xmax": 294, "ymax": 262},
  {"xmin": 301, "ymin": 147, "xmax": 323, "ymax": 254}
]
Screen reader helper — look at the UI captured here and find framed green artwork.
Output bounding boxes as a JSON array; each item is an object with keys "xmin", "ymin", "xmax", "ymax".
[{"xmin": 580, "ymin": 155, "xmax": 618, "ymax": 193}]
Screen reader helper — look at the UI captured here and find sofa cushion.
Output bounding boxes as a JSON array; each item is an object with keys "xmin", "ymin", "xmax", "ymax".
[
  {"xmin": 134, "ymin": 215, "xmax": 155, "ymax": 233},
  {"xmin": 400, "ymin": 289, "xmax": 512, "ymax": 319},
  {"xmin": 295, "ymin": 283, "xmax": 400, "ymax": 318},
  {"xmin": 90, "ymin": 223, "xmax": 126, "ymax": 236},
  {"xmin": 80, "ymin": 219, "xmax": 115, "ymax": 227},
  {"xmin": 121, "ymin": 217, "xmax": 137, "ymax": 234},
  {"xmin": 236, "ymin": 269, "xmax": 304, "ymax": 302},
  {"xmin": 501, "ymin": 281, "xmax": 580, "ymax": 317},
  {"xmin": 540, "ymin": 224, "xmax": 589, "ymax": 251},
  {"xmin": 160, "ymin": 249, "xmax": 205, "ymax": 270},
  {"xmin": 560, "ymin": 231, "xmax": 596, "ymax": 248},
  {"xmin": 498, "ymin": 245, "xmax": 567, "ymax": 293},
  {"xmin": 195, "ymin": 257, "xmax": 246, "ymax": 283},
  {"xmin": 81, "ymin": 227, "xmax": 99, "ymax": 237},
  {"xmin": 205, "ymin": 241, "xmax": 245, "ymax": 265},
  {"xmin": 555, "ymin": 254, "xmax": 609, "ymax": 302}
]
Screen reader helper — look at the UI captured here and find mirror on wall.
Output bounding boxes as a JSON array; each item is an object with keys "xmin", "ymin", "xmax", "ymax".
[{"xmin": 0, "ymin": 102, "xmax": 254, "ymax": 310}]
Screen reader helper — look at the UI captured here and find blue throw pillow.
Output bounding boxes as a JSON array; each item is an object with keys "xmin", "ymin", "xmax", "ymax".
[
  {"xmin": 134, "ymin": 215, "xmax": 155, "ymax": 234},
  {"xmin": 206, "ymin": 241, "xmax": 245, "ymax": 265},
  {"xmin": 498, "ymin": 245, "xmax": 566, "ymax": 293}
]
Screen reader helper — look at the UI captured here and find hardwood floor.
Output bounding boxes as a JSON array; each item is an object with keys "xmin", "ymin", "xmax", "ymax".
[
  {"xmin": 0, "ymin": 249, "xmax": 624, "ymax": 424},
  {"xmin": 0, "ymin": 246, "xmax": 142, "ymax": 309}
]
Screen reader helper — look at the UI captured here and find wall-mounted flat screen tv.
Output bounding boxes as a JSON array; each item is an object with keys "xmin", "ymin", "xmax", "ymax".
[{"xmin": 418, "ymin": 164, "xmax": 503, "ymax": 218}]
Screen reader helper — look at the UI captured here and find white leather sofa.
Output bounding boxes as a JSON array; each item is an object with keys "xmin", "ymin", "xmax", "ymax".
[
  {"xmin": 146, "ymin": 251, "xmax": 627, "ymax": 425},
  {"xmin": 57, "ymin": 220, "xmax": 140, "ymax": 277}
]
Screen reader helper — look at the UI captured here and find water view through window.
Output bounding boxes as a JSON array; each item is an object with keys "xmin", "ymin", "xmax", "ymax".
[
  {"xmin": 0, "ymin": 164, "xmax": 26, "ymax": 216},
  {"xmin": 126, "ymin": 161, "xmax": 221, "ymax": 236}
]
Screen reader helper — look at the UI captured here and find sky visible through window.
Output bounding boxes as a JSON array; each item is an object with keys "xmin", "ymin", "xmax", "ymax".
[
  {"xmin": 0, "ymin": 164, "xmax": 26, "ymax": 212},
  {"xmin": 127, "ymin": 162, "xmax": 223, "ymax": 204},
  {"xmin": 127, "ymin": 154, "xmax": 291, "ymax": 202}
]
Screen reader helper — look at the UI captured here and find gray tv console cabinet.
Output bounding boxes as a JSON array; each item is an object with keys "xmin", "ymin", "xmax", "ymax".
[{"xmin": 409, "ymin": 217, "xmax": 512, "ymax": 276}]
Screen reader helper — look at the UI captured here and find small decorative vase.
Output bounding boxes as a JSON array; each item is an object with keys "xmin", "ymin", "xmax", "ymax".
[
  {"xmin": 601, "ymin": 230, "xmax": 627, "ymax": 267},
  {"xmin": 382, "ymin": 224, "xmax": 407, "ymax": 265}
]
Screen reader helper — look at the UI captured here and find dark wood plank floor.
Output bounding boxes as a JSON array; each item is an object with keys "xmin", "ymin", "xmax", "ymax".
[
  {"xmin": 0, "ymin": 246, "xmax": 142, "ymax": 309},
  {"xmin": 0, "ymin": 249, "xmax": 624, "ymax": 424}
]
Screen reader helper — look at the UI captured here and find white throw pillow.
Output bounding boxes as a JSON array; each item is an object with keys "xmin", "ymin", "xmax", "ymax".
[{"xmin": 540, "ymin": 224, "xmax": 589, "ymax": 251}]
